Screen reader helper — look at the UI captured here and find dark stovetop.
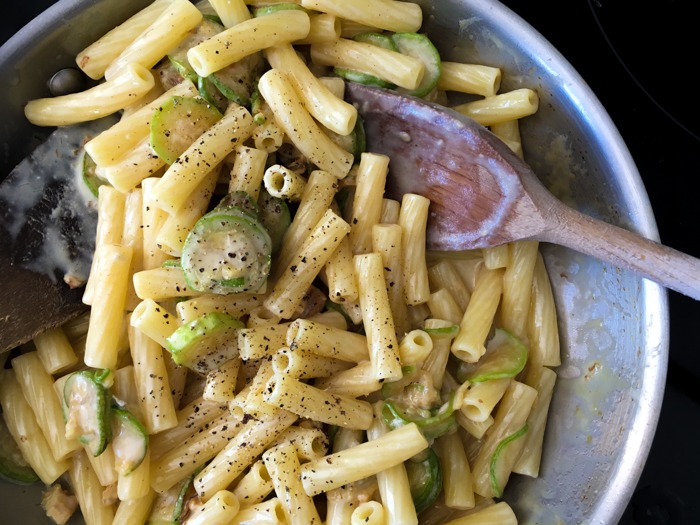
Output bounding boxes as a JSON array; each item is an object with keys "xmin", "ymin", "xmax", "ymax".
[{"xmin": 3, "ymin": 2, "xmax": 700, "ymax": 524}]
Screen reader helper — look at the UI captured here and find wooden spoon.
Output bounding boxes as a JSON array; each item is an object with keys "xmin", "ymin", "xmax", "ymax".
[{"xmin": 344, "ymin": 82, "xmax": 700, "ymax": 300}]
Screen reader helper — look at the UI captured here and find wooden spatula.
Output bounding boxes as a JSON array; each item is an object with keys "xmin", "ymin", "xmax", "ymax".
[{"xmin": 344, "ymin": 82, "xmax": 700, "ymax": 300}]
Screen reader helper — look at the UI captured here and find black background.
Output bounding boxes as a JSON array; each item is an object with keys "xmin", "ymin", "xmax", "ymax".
[{"xmin": 3, "ymin": 1, "xmax": 699, "ymax": 523}]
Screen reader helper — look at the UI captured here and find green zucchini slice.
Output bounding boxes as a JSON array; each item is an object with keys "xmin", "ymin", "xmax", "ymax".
[
  {"xmin": 150, "ymin": 95, "xmax": 222, "ymax": 165},
  {"xmin": 391, "ymin": 33, "xmax": 442, "ymax": 98},
  {"xmin": 111, "ymin": 407, "xmax": 149, "ymax": 475},
  {"xmin": 63, "ymin": 370, "xmax": 112, "ymax": 457},
  {"xmin": 166, "ymin": 311, "xmax": 244, "ymax": 374}
]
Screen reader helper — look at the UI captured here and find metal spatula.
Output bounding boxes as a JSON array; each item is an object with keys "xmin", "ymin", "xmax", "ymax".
[{"xmin": 0, "ymin": 119, "xmax": 112, "ymax": 353}]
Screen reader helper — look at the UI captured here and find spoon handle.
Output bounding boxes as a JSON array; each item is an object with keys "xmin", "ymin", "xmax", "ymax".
[{"xmin": 542, "ymin": 204, "xmax": 700, "ymax": 300}]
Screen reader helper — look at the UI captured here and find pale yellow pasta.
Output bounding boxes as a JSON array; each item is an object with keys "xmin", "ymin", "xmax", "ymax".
[
  {"xmin": 351, "ymin": 501, "xmax": 386, "ymax": 525},
  {"xmin": 0, "ymin": 371, "xmax": 67, "ymax": 483},
  {"xmin": 186, "ymin": 490, "xmax": 241, "ymax": 525},
  {"xmin": 349, "ymin": 152, "xmax": 390, "ymax": 254},
  {"xmin": 372, "ymin": 223, "xmax": 410, "ymax": 337},
  {"xmin": 141, "ymin": 177, "xmax": 172, "ymax": 269},
  {"xmin": 451, "ymin": 268, "xmax": 504, "ymax": 363},
  {"xmin": 130, "ymin": 298, "xmax": 178, "ymax": 348},
  {"xmin": 149, "ymin": 396, "xmax": 227, "ymax": 460},
  {"xmin": 187, "ymin": 10, "xmax": 311, "ymax": 77},
  {"xmin": 84, "ymin": 79, "xmax": 198, "ymax": 166},
  {"xmin": 151, "ymin": 104, "xmax": 255, "ymax": 214},
  {"xmin": 490, "ymin": 120, "xmax": 524, "ymax": 158},
  {"xmin": 265, "ymin": 42, "xmax": 357, "ymax": 135},
  {"xmin": 258, "ymin": 69, "xmax": 354, "ymax": 178},
  {"xmin": 437, "ymin": 61, "xmax": 502, "ymax": 97},
  {"xmin": 83, "ymin": 185, "xmax": 126, "ymax": 305},
  {"xmin": 310, "ymin": 38, "xmax": 424, "ymax": 91},
  {"xmin": 325, "ymin": 235, "xmax": 359, "ymax": 304},
  {"xmin": 122, "ymin": 188, "xmax": 145, "ymax": 311},
  {"xmin": 263, "ymin": 374, "xmax": 374, "ymax": 429},
  {"xmin": 127, "ymin": 322, "xmax": 179, "ymax": 434},
  {"xmin": 69, "ymin": 450, "xmax": 116, "ymax": 525},
  {"xmin": 238, "ymin": 322, "xmax": 292, "ymax": 361},
  {"xmin": 241, "ymin": 357, "xmax": 277, "ymax": 418},
  {"xmin": 209, "ymin": 0, "xmax": 250, "ymax": 27},
  {"xmin": 11, "ymin": 352, "xmax": 78, "ymax": 462},
  {"xmin": 366, "ymin": 404, "xmax": 418, "ymax": 525},
  {"xmin": 300, "ymin": 0, "xmax": 422, "ymax": 33},
  {"xmin": 399, "ymin": 193, "xmax": 431, "ymax": 305},
  {"xmin": 501, "ymin": 240, "xmax": 539, "ymax": 339},
  {"xmin": 274, "ymin": 169, "xmax": 339, "ymax": 279},
  {"xmin": 456, "ymin": 410, "xmax": 494, "ymax": 441},
  {"xmin": 398, "ymin": 329, "xmax": 433, "ymax": 366},
  {"xmin": 471, "ymin": 381, "xmax": 537, "ymax": 498},
  {"xmin": 104, "ymin": 0, "xmax": 203, "ymax": 80},
  {"xmin": 295, "ymin": 13, "xmax": 341, "ymax": 45},
  {"xmin": 338, "ymin": 18, "xmax": 375, "ymax": 38},
  {"xmin": 300, "ymin": 422, "xmax": 429, "ymax": 496},
  {"xmin": 177, "ymin": 292, "xmax": 265, "ymax": 325},
  {"xmin": 151, "ymin": 410, "xmax": 244, "ymax": 493},
  {"xmin": 434, "ymin": 431, "xmax": 475, "ymax": 510},
  {"xmin": 112, "ymin": 491, "xmax": 157, "ymax": 525},
  {"xmin": 428, "ymin": 259, "xmax": 471, "ymax": 311},
  {"xmin": 264, "ymin": 209, "xmax": 350, "ymax": 318},
  {"xmin": 460, "ymin": 377, "xmax": 511, "ymax": 423},
  {"xmin": 252, "ymin": 120, "xmax": 285, "ymax": 153},
  {"xmin": 443, "ymin": 501, "xmax": 518, "ymax": 525},
  {"xmin": 421, "ymin": 318, "xmax": 459, "ymax": 390},
  {"xmin": 380, "ymin": 198, "xmax": 401, "ymax": 224},
  {"xmin": 263, "ymin": 443, "xmax": 323, "ymax": 525},
  {"xmin": 512, "ymin": 365, "xmax": 557, "ymax": 477},
  {"xmin": 243, "ymin": 305, "xmax": 277, "ymax": 327},
  {"xmin": 272, "ymin": 347, "xmax": 350, "ymax": 379},
  {"xmin": 117, "ymin": 450, "xmax": 151, "ymax": 501},
  {"xmin": 286, "ymin": 318, "xmax": 369, "ymax": 362},
  {"xmin": 232, "ymin": 460, "xmax": 275, "ymax": 508},
  {"xmin": 32, "ymin": 325, "xmax": 78, "ymax": 374},
  {"xmin": 194, "ymin": 408, "xmax": 298, "ymax": 500},
  {"xmin": 156, "ymin": 167, "xmax": 219, "ymax": 256},
  {"xmin": 482, "ymin": 243, "xmax": 510, "ymax": 269},
  {"xmin": 313, "ymin": 360, "xmax": 383, "ymax": 398},
  {"xmin": 263, "ymin": 163, "xmax": 307, "ymax": 200},
  {"xmin": 229, "ymin": 145, "xmax": 268, "ymax": 199},
  {"xmin": 354, "ymin": 252, "xmax": 402, "ymax": 381},
  {"xmin": 453, "ymin": 88, "xmax": 539, "ymax": 127},
  {"xmin": 426, "ymin": 288, "xmax": 462, "ymax": 325},
  {"xmin": 204, "ymin": 357, "xmax": 241, "ymax": 403},
  {"xmin": 318, "ymin": 75, "xmax": 346, "ymax": 98},
  {"xmin": 133, "ymin": 266, "xmax": 197, "ymax": 300},
  {"xmin": 25, "ymin": 64, "xmax": 155, "ymax": 126},
  {"xmin": 528, "ymin": 252, "xmax": 562, "ymax": 367},
  {"xmin": 83, "ymin": 442, "xmax": 117, "ymax": 487},
  {"xmin": 83, "ymin": 244, "xmax": 132, "ymax": 370},
  {"xmin": 76, "ymin": 0, "xmax": 174, "ymax": 79},
  {"xmin": 230, "ymin": 497, "xmax": 287, "ymax": 525},
  {"xmin": 268, "ymin": 425, "xmax": 329, "ymax": 462}
]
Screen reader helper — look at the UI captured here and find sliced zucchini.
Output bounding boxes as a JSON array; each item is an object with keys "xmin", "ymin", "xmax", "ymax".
[
  {"xmin": 405, "ymin": 447, "xmax": 443, "ymax": 514},
  {"xmin": 166, "ymin": 311, "xmax": 244, "ymax": 374},
  {"xmin": 257, "ymin": 187, "xmax": 291, "ymax": 255},
  {"xmin": 111, "ymin": 407, "xmax": 149, "ymax": 476},
  {"xmin": 146, "ymin": 470, "xmax": 198, "ymax": 525},
  {"xmin": 334, "ymin": 67, "xmax": 395, "ymax": 89},
  {"xmin": 180, "ymin": 200, "xmax": 272, "ymax": 294},
  {"xmin": 252, "ymin": 3, "xmax": 306, "ymax": 17},
  {"xmin": 217, "ymin": 190, "xmax": 260, "ymax": 219},
  {"xmin": 197, "ymin": 74, "xmax": 230, "ymax": 114},
  {"xmin": 353, "ymin": 32, "xmax": 398, "ymax": 51},
  {"xmin": 391, "ymin": 33, "xmax": 442, "ymax": 98},
  {"xmin": 0, "ymin": 413, "xmax": 39, "ymax": 484},
  {"xmin": 489, "ymin": 424, "xmax": 529, "ymax": 498},
  {"xmin": 465, "ymin": 328, "xmax": 528, "ymax": 383},
  {"xmin": 150, "ymin": 95, "xmax": 222, "ymax": 165},
  {"xmin": 323, "ymin": 114, "xmax": 366, "ymax": 159},
  {"xmin": 81, "ymin": 150, "xmax": 108, "ymax": 197},
  {"xmin": 63, "ymin": 370, "xmax": 112, "ymax": 457},
  {"xmin": 210, "ymin": 52, "xmax": 266, "ymax": 107}
]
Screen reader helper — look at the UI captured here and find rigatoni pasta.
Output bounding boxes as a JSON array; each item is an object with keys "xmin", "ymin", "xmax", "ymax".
[{"xmin": 7, "ymin": 2, "xmax": 562, "ymax": 524}]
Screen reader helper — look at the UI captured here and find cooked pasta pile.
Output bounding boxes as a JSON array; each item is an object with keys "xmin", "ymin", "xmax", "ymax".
[{"xmin": 0, "ymin": 1, "xmax": 558, "ymax": 524}]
